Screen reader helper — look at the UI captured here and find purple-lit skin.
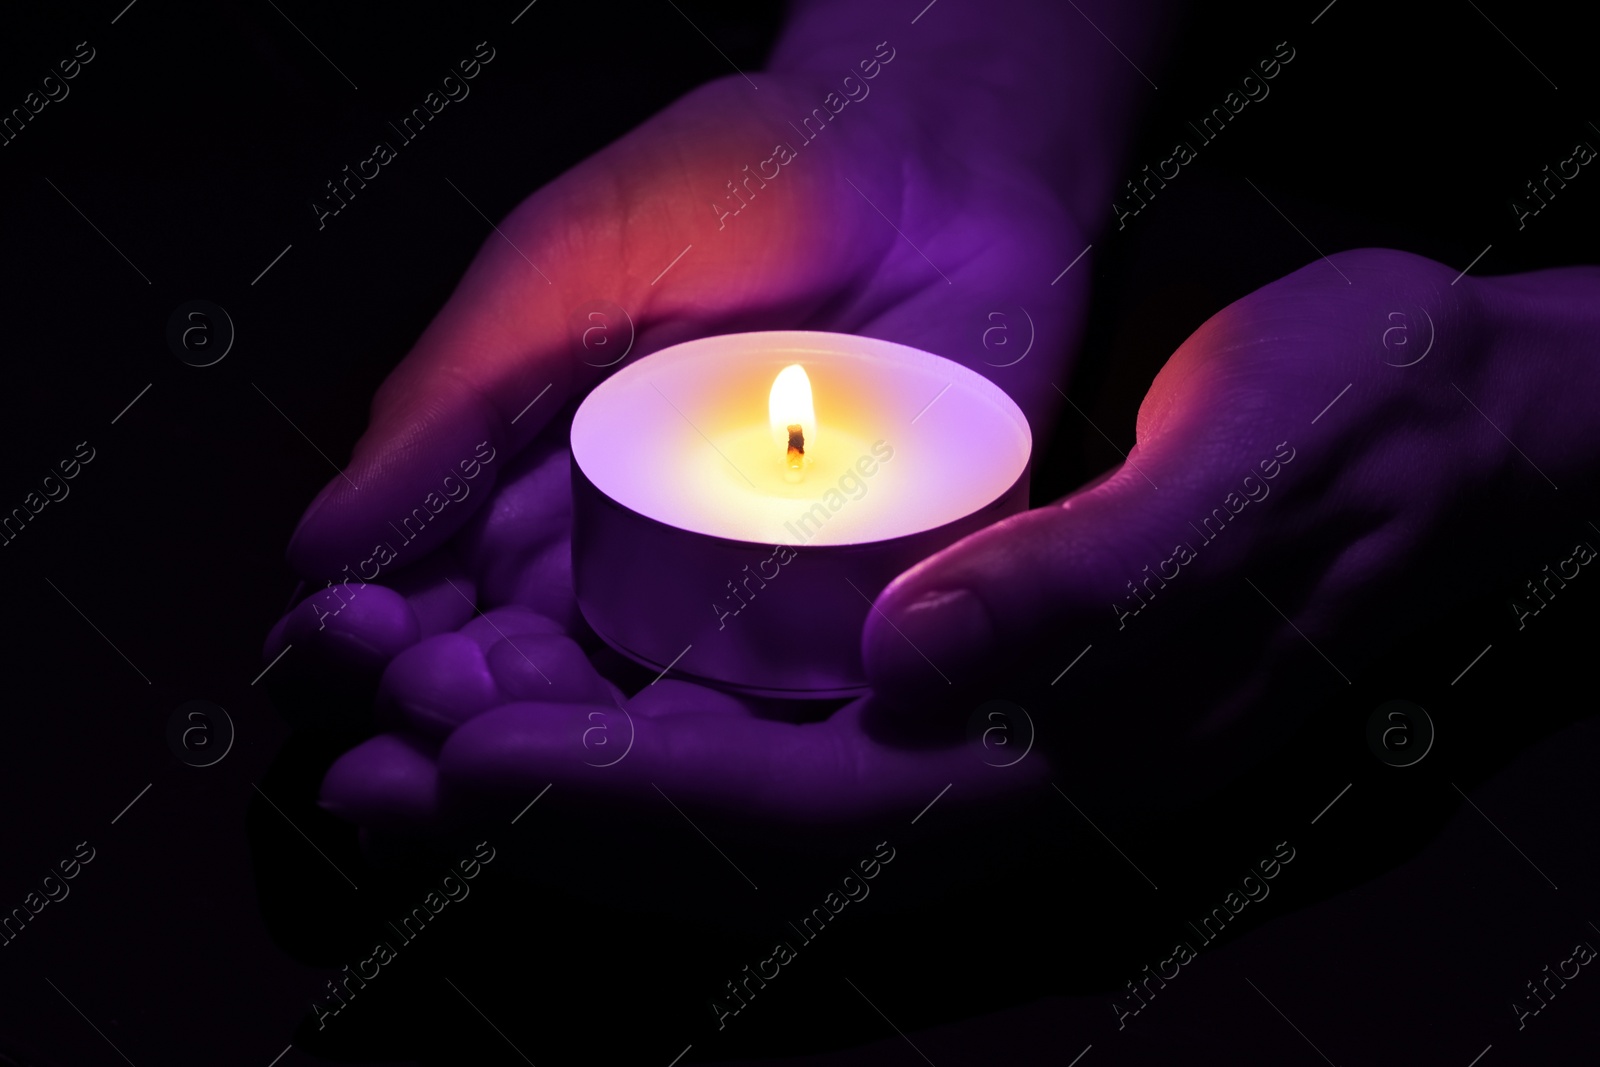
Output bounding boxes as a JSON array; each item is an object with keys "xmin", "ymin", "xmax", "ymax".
[
  {"xmin": 267, "ymin": 1, "xmax": 1600, "ymax": 838},
  {"xmin": 281, "ymin": 0, "xmax": 1164, "ymax": 579},
  {"xmin": 295, "ymin": 250, "xmax": 1600, "ymax": 838},
  {"xmin": 867, "ymin": 254, "xmax": 1600, "ymax": 808},
  {"xmin": 276, "ymin": 0, "xmax": 1167, "ymax": 830}
]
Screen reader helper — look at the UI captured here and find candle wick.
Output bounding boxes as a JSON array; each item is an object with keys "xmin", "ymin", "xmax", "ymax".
[{"xmin": 785, "ymin": 423, "xmax": 805, "ymax": 481}]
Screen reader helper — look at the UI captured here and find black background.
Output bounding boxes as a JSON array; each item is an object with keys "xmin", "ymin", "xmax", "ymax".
[{"xmin": 1, "ymin": 0, "xmax": 1598, "ymax": 1064}]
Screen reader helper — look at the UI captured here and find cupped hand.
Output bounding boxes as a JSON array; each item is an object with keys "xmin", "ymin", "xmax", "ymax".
[
  {"xmin": 281, "ymin": 244, "xmax": 1600, "ymax": 860},
  {"xmin": 282, "ymin": 67, "xmax": 1085, "ymax": 589},
  {"xmin": 862, "ymin": 248, "xmax": 1599, "ymax": 815}
]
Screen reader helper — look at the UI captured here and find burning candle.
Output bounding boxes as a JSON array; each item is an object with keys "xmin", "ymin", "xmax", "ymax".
[
  {"xmin": 771, "ymin": 363, "xmax": 815, "ymax": 482},
  {"xmin": 570, "ymin": 331, "xmax": 1031, "ymax": 697}
]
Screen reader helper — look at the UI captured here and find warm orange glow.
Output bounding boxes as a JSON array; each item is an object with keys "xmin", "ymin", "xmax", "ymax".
[{"xmin": 768, "ymin": 364, "xmax": 815, "ymax": 479}]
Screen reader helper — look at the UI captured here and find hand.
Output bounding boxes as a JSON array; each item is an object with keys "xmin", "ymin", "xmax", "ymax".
[
  {"xmin": 861, "ymin": 247, "xmax": 1600, "ymax": 816},
  {"xmin": 265, "ymin": 56, "xmax": 1085, "ymax": 726},
  {"xmin": 281, "ymin": 67, "xmax": 1084, "ymax": 588}
]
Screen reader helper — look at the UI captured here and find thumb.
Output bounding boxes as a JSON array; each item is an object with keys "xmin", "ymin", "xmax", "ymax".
[{"xmin": 861, "ymin": 301, "xmax": 1329, "ymax": 714}]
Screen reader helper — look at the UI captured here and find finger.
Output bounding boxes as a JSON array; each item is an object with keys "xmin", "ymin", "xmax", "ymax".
[
  {"xmin": 282, "ymin": 272, "xmax": 571, "ymax": 583},
  {"xmin": 381, "ymin": 632, "xmax": 611, "ymax": 739},
  {"xmin": 457, "ymin": 605, "xmax": 566, "ymax": 651},
  {"xmin": 283, "ymin": 78, "xmax": 908, "ymax": 583},
  {"xmin": 438, "ymin": 697, "xmax": 1044, "ymax": 826},
  {"xmin": 269, "ymin": 553, "xmax": 475, "ymax": 687},
  {"xmin": 263, "ymin": 585, "xmax": 421, "ymax": 732},
  {"xmin": 384, "ymin": 550, "xmax": 478, "ymax": 637},
  {"xmin": 450, "ymin": 435, "xmax": 578, "ymax": 624},
  {"xmin": 265, "ymin": 582, "xmax": 420, "ymax": 675},
  {"xmin": 319, "ymin": 733, "xmax": 440, "ymax": 827},
  {"xmin": 484, "ymin": 633, "xmax": 612, "ymax": 705},
  {"xmin": 861, "ymin": 257, "xmax": 1368, "ymax": 713},
  {"xmin": 377, "ymin": 633, "xmax": 501, "ymax": 738}
]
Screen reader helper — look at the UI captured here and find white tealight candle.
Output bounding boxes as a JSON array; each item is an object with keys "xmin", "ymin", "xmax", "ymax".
[{"xmin": 570, "ymin": 330, "xmax": 1031, "ymax": 697}]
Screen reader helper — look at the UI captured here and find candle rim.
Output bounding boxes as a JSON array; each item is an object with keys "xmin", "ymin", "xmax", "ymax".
[{"xmin": 571, "ymin": 330, "xmax": 1032, "ymax": 545}]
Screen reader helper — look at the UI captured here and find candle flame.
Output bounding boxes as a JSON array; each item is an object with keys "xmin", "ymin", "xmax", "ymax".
[{"xmin": 769, "ymin": 364, "xmax": 815, "ymax": 479}]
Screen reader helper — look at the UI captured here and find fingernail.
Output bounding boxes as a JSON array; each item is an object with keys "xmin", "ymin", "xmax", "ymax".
[
  {"xmin": 903, "ymin": 588, "xmax": 994, "ymax": 651},
  {"xmin": 871, "ymin": 588, "xmax": 995, "ymax": 692}
]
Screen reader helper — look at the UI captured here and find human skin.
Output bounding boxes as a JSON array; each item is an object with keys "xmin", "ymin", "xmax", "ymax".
[
  {"xmin": 268, "ymin": 0, "xmax": 1177, "ymax": 830},
  {"xmin": 261, "ymin": 6, "xmax": 1597, "ymax": 852},
  {"xmin": 281, "ymin": 0, "xmax": 1170, "ymax": 582},
  {"xmin": 281, "ymin": 244, "xmax": 1600, "ymax": 859}
]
